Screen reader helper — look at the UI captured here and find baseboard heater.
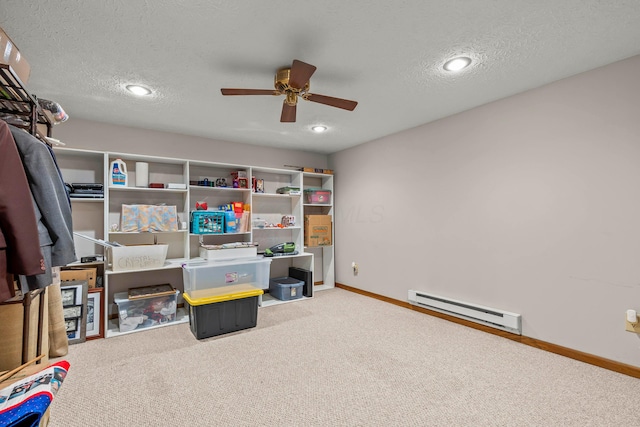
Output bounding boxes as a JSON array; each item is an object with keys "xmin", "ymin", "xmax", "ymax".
[{"xmin": 408, "ymin": 290, "xmax": 522, "ymax": 335}]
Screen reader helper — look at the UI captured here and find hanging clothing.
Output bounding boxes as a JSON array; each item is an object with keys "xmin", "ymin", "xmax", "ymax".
[
  {"xmin": 0, "ymin": 120, "xmax": 46, "ymax": 302},
  {"xmin": 9, "ymin": 125, "xmax": 76, "ymax": 292}
]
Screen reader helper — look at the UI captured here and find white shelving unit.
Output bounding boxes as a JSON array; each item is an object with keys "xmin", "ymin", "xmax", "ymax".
[
  {"xmin": 302, "ymin": 172, "xmax": 335, "ymax": 290},
  {"xmin": 54, "ymin": 147, "xmax": 333, "ymax": 338}
]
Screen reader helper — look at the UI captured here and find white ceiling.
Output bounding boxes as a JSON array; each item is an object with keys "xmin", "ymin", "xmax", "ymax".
[{"xmin": 2, "ymin": 1, "xmax": 640, "ymax": 154}]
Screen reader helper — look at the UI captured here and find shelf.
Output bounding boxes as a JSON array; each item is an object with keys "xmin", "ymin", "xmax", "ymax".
[
  {"xmin": 70, "ymin": 197, "xmax": 104, "ymax": 203},
  {"xmin": 106, "ymin": 307, "xmax": 189, "ymax": 338},
  {"xmin": 190, "ymin": 232, "xmax": 251, "ymax": 237},
  {"xmin": 252, "ymin": 193, "xmax": 300, "ymax": 199},
  {"xmin": 65, "ymin": 260, "xmax": 104, "ymax": 267},
  {"xmin": 260, "ymin": 294, "xmax": 310, "ymax": 308},
  {"xmin": 303, "ymin": 203, "xmax": 332, "ymax": 207},
  {"xmin": 109, "ymin": 230, "xmax": 188, "ymax": 235},
  {"xmin": 108, "ymin": 186, "xmax": 187, "ymax": 194},
  {"xmin": 253, "ymin": 226, "xmax": 301, "ymax": 231},
  {"xmin": 259, "ymin": 253, "xmax": 312, "ymax": 260},
  {"xmin": 104, "ymin": 259, "xmax": 187, "ymax": 275},
  {"xmin": 304, "ymin": 245, "xmax": 334, "ymax": 249},
  {"xmin": 189, "ymin": 185, "xmax": 250, "ymax": 193},
  {"xmin": 312, "ymin": 283, "xmax": 334, "ymax": 292}
]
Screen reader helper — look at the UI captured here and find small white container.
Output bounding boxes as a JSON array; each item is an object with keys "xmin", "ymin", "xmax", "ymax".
[
  {"xmin": 199, "ymin": 246, "xmax": 258, "ymax": 261},
  {"xmin": 106, "ymin": 244, "xmax": 169, "ymax": 272}
]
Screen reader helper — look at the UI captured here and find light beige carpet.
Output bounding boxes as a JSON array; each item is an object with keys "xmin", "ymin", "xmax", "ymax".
[{"xmin": 47, "ymin": 288, "xmax": 639, "ymax": 426}]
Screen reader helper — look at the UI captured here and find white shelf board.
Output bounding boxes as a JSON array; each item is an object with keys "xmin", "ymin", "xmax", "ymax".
[
  {"xmin": 189, "ymin": 185, "xmax": 250, "ymax": 193},
  {"xmin": 105, "ymin": 258, "xmax": 187, "ymax": 275},
  {"xmin": 253, "ymin": 226, "xmax": 301, "ymax": 231},
  {"xmin": 190, "ymin": 232, "xmax": 251, "ymax": 237},
  {"xmin": 108, "ymin": 186, "xmax": 187, "ymax": 194},
  {"xmin": 109, "ymin": 230, "xmax": 188, "ymax": 235},
  {"xmin": 70, "ymin": 198, "xmax": 104, "ymax": 203},
  {"xmin": 65, "ymin": 260, "xmax": 104, "ymax": 267},
  {"xmin": 260, "ymin": 293, "xmax": 310, "ymax": 307},
  {"xmin": 106, "ymin": 307, "xmax": 189, "ymax": 338},
  {"xmin": 313, "ymin": 283, "xmax": 334, "ymax": 292},
  {"xmin": 252, "ymin": 193, "xmax": 300, "ymax": 199},
  {"xmin": 259, "ymin": 253, "xmax": 312, "ymax": 260}
]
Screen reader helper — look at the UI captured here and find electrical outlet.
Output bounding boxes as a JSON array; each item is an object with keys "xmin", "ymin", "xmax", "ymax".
[
  {"xmin": 625, "ymin": 315, "xmax": 640, "ymax": 333},
  {"xmin": 351, "ymin": 262, "xmax": 358, "ymax": 275}
]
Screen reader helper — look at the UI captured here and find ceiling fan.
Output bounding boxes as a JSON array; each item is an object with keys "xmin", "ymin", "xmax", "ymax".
[{"xmin": 220, "ymin": 59, "xmax": 358, "ymax": 123}]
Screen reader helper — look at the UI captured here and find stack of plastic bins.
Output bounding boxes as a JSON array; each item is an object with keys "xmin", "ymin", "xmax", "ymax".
[{"xmin": 182, "ymin": 257, "xmax": 271, "ymax": 339}]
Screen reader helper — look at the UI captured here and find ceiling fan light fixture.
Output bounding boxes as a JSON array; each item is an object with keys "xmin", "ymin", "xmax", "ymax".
[
  {"xmin": 443, "ymin": 56, "xmax": 472, "ymax": 72},
  {"xmin": 126, "ymin": 84, "xmax": 153, "ymax": 96},
  {"xmin": 311, "ymin": 125, "xmax": 327, "ymax": 133}
]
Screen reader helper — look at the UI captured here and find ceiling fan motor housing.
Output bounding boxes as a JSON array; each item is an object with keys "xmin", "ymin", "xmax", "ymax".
[{"xmin": 275, "ymin": 68, "xmax": 310, "ymax": 94}]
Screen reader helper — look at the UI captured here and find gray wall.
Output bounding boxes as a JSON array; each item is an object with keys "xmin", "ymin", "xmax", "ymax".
[
  {"xmin": 53, "ymin": 119, "xmax": 328, "ymax": 170},
  {"xmin": 330, "ymin": 55, "xmax": 640, "ymax": 367}
]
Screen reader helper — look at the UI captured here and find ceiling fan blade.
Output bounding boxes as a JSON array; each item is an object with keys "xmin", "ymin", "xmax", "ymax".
[
  {"xmin": 281, "ymin": 102, "xmax": 296, "ymax": 123},
  {"xmin": 305, "ymin": 93, "xmax": 358, "ymax": 111},
  {"xmin": 288, "ymin": 60, "xmax": 317, "ymax": 89},
  {"xmin": 221, "ymin": 88, "xmax": 279, "ymax": 96}
]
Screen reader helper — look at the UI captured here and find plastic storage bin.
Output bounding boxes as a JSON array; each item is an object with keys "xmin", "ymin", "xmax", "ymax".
[
  {"xmin": 107, "ymin": 244, "xmax": 169, "ymax": 272},
  {"xmin": 191, "ymin": 211, "xmax": 225, "ymax": 234},
  {"xmin": 183, "ymin": 284, "xmax": 263, "ymax": 339},
  {"xmin": 304, "ymin": 188, "xmax": 332, "ymax": 204},
  {"xmin": 269, "ymin": 277, "xmax": 304, "ymax": 301},
  {"xmin": 114, "ymin": 289, "xmax": 178, "ymax": 333},
  {"xmin": 182, "ymin": 257, "xmax": 272, "ymax": 294}
]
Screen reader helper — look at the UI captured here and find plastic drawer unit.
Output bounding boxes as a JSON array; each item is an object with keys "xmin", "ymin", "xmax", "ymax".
[{"xmin": 183, "ymin": 284, "xmax": 263, "ymax": 339}]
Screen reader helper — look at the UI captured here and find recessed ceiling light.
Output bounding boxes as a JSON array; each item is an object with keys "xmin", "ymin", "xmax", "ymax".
[
  {"xmin": 443, "ymin": 56, "xmax": 472, "ymax": 72},
  {"xmin": 126, "ymin": 84, "xmax": 152, "ymax": 96},
  {"xmin": 311, "ymin": 125, "xmax": 327, "ymax": 133}
]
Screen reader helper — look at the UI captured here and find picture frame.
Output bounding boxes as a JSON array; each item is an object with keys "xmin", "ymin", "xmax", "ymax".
[
  {"xmin": 86, "ymin": 287, "xmax": 104, "ymax": 340},
  {"xmin": 62, "ymin": 305, "xmax": 83, "ymax": 319},
  {"xmin": 60, "ymin": 287, "xmax": 77, "ymax": 307},
  {"xmin": 64, "ymin": 318, "xmax": 78, "ymax": 333},
  {"xmin": 60, "ymin": 280, "xmax": 89, "ymax": 345}
]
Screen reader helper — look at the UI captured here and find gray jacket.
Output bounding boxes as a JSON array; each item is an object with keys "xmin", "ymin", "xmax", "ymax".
[{"xmin": 10, "ymin": 126, "xmax": 76, "ymax": 290}]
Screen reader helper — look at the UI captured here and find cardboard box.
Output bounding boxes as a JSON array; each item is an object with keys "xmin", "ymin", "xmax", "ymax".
[
  {"xmin": 304, "ymin": 215, "xmax": 332, "ymax": 247},
  {"xmin": 60, "ymin": 267, "xmax": 97, "ymax": 288},
  {"xmin": 0, "ymin": 27, "xmax": 31, "ymax": 83},
  {"xmin": 302, "ymin": 167, "xmax": 333, "ymax": 175}
]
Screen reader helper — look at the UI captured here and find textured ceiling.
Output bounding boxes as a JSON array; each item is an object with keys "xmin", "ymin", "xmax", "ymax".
[{"xmin": 2, "ymin": 1, "xmax": 640, "ymax": 154}]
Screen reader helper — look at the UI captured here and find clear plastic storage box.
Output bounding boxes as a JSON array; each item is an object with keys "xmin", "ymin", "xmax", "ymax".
[
  {"xmin": 114, "ymin": 289, "xmax": 179, "ymax": 333},
  {"xmin": 182, "ymin": 257, "xmax": 272, "ymax": 295}
]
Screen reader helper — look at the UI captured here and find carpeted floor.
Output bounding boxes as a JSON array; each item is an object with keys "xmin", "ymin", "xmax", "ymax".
[{"xmin": 47, "ymin": 288, "xmax": 639, "ymax": 426}]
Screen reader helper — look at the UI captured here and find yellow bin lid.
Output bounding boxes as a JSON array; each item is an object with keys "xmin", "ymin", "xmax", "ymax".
[{"xmin": 183, "ymin": 283, "xmax": 263, "ymax": 306}]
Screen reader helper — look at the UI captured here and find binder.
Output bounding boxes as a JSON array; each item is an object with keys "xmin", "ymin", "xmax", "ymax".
[{"xmin": 288, "ymin": 267, "xmax": 313, "ymax": 298}]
